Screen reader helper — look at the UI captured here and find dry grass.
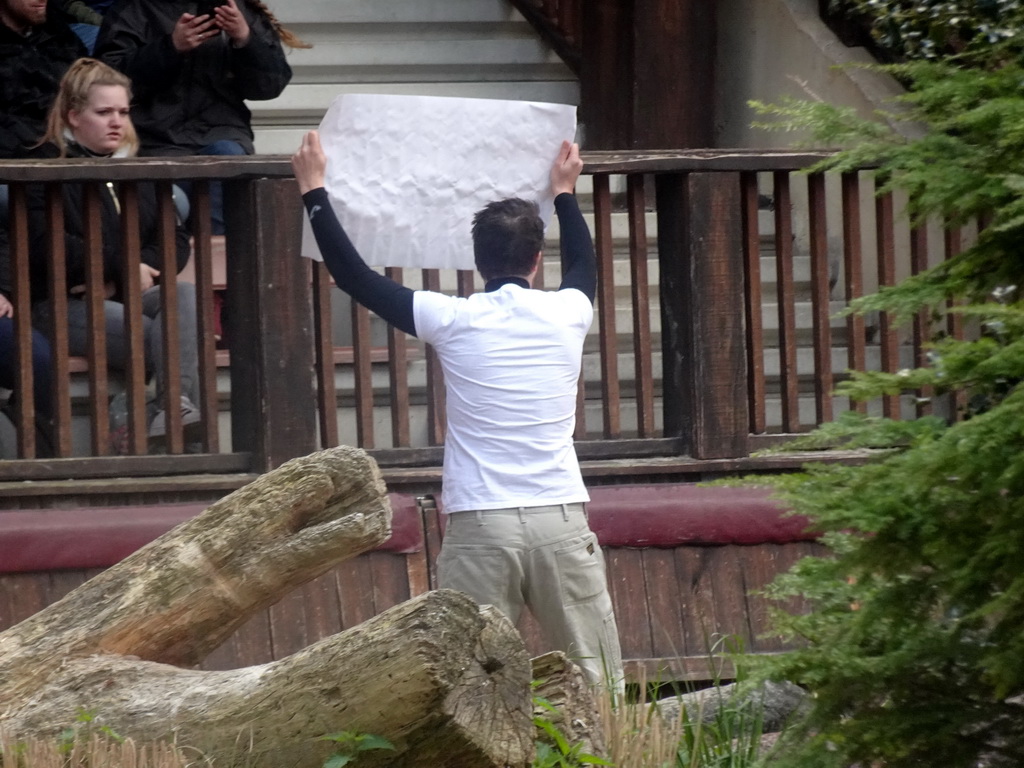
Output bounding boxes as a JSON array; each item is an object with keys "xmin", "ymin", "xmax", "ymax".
[
  {"xmin": 597, "ymin": 674, "xmax": 770, "ymax": 768},
  {"xmin": 0, "ymin": 729, "xmax": 192, "ymax": 768},
  {"xmin": 599, "ymin": 691, "xmax": 687, "ymax": 768}
]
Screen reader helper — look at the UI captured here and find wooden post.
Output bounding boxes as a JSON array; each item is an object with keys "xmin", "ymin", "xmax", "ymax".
[
  {"xmin": 656, "ymin": 172, "xmax": 749, "ymax": 459},
  {"xmin": 224, "ymin": 178, "xmax": 317, "ymax": 471},
  {"xmin": 581, "ymin": 0, "xmax": 716, "ymax": 149}
]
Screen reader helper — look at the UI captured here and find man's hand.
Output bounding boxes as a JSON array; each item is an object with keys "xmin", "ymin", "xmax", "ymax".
[
  {"xmin": 214, "ymin": 0, "xmax": 250, "ymax": 47},
  {"xmin": 551, "ymin": 140, "xmax": 583, "ymax": 197},
  {"xmin": 0, "ymin": 294, "xmax": 13, "ymax": 319},
  {"xmin": 292, "ymin": 131, "xmax": 328, "ymax": 195},
  {"xmin": 171, "ymin": 12, "xmax": 218, "ymax": 52}
]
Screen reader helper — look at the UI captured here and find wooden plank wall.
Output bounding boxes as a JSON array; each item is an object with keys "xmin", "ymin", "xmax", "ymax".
[{"xmin": 0, "ymin": 540, "xmax": 826, "ymax": 682}]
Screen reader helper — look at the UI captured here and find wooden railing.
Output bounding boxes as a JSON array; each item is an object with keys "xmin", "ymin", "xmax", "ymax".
[{"xmin": 0, "ymin": 151, "xmax": 972, "ymax": 485}]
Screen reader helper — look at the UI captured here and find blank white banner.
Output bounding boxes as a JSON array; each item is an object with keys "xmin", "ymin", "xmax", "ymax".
[{"xmin": 301, "ymin": 93, "xmax": 577, "ymax": 270}]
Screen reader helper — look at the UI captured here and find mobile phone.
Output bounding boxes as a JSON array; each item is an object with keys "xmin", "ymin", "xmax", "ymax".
[{"xmin": 195, "ymin": 0, "xmax": 226, "ymax": 17}]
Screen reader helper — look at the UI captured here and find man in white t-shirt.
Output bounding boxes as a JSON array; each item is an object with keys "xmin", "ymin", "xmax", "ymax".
[{"xmin": 293, "ymin": 132, "xmax": 622, "ymax": 686}]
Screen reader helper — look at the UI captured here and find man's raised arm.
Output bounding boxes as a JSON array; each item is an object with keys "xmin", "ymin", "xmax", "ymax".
[
  {"xmin": 551, "ymin": 141, "xmax": 596, "ymax": 303},
  {"xmin": 292, "ymin": 131, "xmax": 417, "ymax": 336}
]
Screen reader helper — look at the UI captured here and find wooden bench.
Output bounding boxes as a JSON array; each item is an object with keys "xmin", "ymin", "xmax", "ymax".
[{"xmin": 0, "ymin": 484, "xmax": 824, "ymax": 681}]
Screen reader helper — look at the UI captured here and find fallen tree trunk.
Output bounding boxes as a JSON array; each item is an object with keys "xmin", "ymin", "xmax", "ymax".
[
  {"xmin": 0, "ymin": 445, "xmax": 392, "ymax": 708},
  {"xmin": 0, "ymin": 447, "xmax": 538, "ymax": 767},
  {"xmin": 656, "ymin": 680, "xmax": 809, "ymax": 733},
  {"xmin": 2, "ymin": 591, "xmax": 534, "ymax": 768}
]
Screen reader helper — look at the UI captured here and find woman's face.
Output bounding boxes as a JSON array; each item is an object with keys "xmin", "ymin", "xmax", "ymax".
[{"xmin": 67, "ymin": 85, "xmax": 131, "ymax": 156}]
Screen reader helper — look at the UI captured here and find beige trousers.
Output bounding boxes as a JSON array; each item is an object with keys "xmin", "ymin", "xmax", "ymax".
[{"xmin": 437, "ymin": 502, "xmax": 623, "ymax": 688}]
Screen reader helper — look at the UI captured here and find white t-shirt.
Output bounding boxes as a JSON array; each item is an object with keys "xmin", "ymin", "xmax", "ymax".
[{"xmin": 413, "ymin": 283, "xmax": 593, "ymax": 513}]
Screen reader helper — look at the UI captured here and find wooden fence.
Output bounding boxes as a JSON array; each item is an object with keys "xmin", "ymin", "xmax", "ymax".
[{"xmin": 0, "ymin": 150, "xmax": 969, "ymax": 485}]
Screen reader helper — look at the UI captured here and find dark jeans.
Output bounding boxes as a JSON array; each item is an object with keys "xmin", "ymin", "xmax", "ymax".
[
  {"xmin": 0, "ymin": 316, "xmax": 54, "ymax": 419},
  {"xmin": 179, "ymin": 139, "xmax": 247, "ymax": 235},
  {"xmin": 34, "ymin": 282, "xmax": 200, "ymax": 407}
]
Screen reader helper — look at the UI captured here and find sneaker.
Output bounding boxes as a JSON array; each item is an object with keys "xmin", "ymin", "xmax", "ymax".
[{"xmin": 148, "ymin": 395, "xmax": 203, "ymax": 445}]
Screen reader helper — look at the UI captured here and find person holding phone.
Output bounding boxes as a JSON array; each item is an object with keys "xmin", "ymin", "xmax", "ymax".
[{"xmin": 93, "ymin": 0, "xmax": 307, "ymax": 232}]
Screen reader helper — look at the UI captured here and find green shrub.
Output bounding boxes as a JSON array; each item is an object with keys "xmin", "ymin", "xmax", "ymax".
[{"xmin": 748, "ymin": 52, "xmax": 1024, "ymax": 768}]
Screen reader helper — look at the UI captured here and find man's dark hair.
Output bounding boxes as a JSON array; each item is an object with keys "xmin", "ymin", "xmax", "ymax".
[{"xmin": 472, "ymin": 198, "xmax": 544, "ymax": 281}]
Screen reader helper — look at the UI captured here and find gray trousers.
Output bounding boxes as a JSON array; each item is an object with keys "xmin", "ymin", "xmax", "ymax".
[
  {"xmin": 437, "ymin": 502, "xmax": 623, "ymax": 688},
  {"xmin": 37, "ymin": 282, "xmax": 199, "ymax": 405}
]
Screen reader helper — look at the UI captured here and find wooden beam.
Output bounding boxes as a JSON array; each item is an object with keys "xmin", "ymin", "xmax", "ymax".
[
  {"xmin": 224, "ymin": 178, "xmax": 317, "ymax": 472},
  {"xmin": 656, "ymin": 172, "xmax": 749, "ymax": 459},
  {"xmin": 581, "ymin": 0, "xmax": 716, "ymax": 149}
]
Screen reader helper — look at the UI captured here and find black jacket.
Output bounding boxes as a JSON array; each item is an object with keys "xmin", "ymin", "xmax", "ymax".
[
  {"xmin": 26, "ymin": 142, "xmax": 190, "ymax": 304},
  {"xmin": 94, "ymin": 0, "xmax": 291, "ymax": 154},
  {"xmin": 0, "ymin": 2, "xmax": 86, "ymax": 158}
]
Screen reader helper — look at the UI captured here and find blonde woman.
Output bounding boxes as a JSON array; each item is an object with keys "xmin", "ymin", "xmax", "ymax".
[{"xmin": 29, "ymin": 58, "xmax": 201, "ymax": 449}]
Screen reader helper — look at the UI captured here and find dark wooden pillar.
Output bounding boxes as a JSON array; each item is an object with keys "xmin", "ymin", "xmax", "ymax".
[
  {"xmin": 580, "ymin": 0, "xmax": 715, "ymax": 150},
  {"xmin": 225, "ymin": 178, "xmax": 317, "ymax": 471},
  {"xmin": 656, "ymin": 172, "xmax": 749, "ymax": 459}
]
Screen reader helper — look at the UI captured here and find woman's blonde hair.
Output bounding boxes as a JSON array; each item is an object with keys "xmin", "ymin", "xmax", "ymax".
[{"xmin": 42, "ymin": 58, "xmax": 139, "ymax": 157}]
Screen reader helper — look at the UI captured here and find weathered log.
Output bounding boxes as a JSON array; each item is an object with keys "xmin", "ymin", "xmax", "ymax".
[
  {"xmin": 2, "ymin": 591, "xmax": 534, "ymax": 768},
  {"xmin": 0, "ymin": 446, "xmax": 391, "ymax": 709},
  {"xmin": 531, "ymin": 652, "xmax": 607, "ymax": 759},
  {"xmin": 0, "ymin": 448, "xmax": 539, "ymax": 767},
  {"xmin": 656, "ymin": 680, "xmax": 809, "ymax": 733}
]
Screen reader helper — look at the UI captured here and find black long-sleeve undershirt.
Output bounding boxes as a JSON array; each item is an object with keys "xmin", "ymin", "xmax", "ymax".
[{"xmin": 302, "ymin": 188, "xmax": 598, "ymax": 337}]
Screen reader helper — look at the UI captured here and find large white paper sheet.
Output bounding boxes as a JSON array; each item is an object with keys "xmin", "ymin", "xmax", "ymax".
[{"xmin": 300, "ymin": 93, "xmax": 577, "ymax": 270}]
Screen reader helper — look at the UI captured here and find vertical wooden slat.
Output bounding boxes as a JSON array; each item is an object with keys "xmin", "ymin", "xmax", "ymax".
[
  {"xmin": 875, "ymin": 190, "xmax": 900, "ymax": 418},
  {"xmin": 385, "ymin": 267, "xmax": 410, "ymax": 447},
  {"xmin": 190, "ymin": 181, "xmax": 219, "ymax": 452},
  {"xmin": 842, "ymin": 172, "xmax": 867, "ymax": 414},
  {"xmin": 741, "ymin": 171, "xmax": 766, "ymax": 435},
  {"xmin": 773, "ymin": 172, "xmax": 800, "ymax": 432},
  {"xmin": 945, "ymin": 226, "xmax": 967, "ymax": 418},
  {"xmin": 8, "ymin": 184, "xmax": 35, "ymax": 458},
  {"xmin": 573, "ymin": 369, "xmax": 587, "ymax": 439},
  {"xmin": 605, "ymin": 549, "xmax": 653, "ymax": 661},
  {"xmin": 626, "ymin": 174, "xmax": 655, "ymax": 437},
  {"xmin": 808, "ymin": 172, "xmax": 833, "ymax": 425},
  {"xmin": 351, "ymin": 301, "xmax": 374, "ymax": 448},
  {"xmin": 656, "ymin": 171, "xmax": 749, "ymax": 458},
  {"xmin": 673, "ymin": 547, "xmax": 723, "ymax": 659},
  {"xmin": 312, "ymin": 262, "xmax": 338, "ymax": 449},
  {"xmin": 640, "ymin": 549, "xmax": 687, "ymax": 659},
  {"xmin": 156, "ymin": 182, "xmax": 184, "ymax": 454},
  {"xmin": 456, "ymin": 270, "xmax": 474, "ymax": 298},
  {"xmin": 421, "ymin": 269, "xmax": 446, "ymax": 445},
  {"xmin": 592, "ymin": 173, "xmax": 621, "ymax": 438},
  {"xmin": 44, "ymin": 185, "xmax": 73, "ymax": 457},
  {"xmin": 117, "ymin": 182, "xmax": 149, "ymax": 456},
  {"xmin": 910, "ymin": 221, "xmax": 933, "ymax": 417},
  {"xmin": 368, "ymin": 552, "xmax": 413, "ymax": 614},
  {"xmin": 4, "ymin": 191, "xmax": 28, "ymax": 455},
  {"xmin": 82, "ymin": 183, "xmax": 110, "ymax": 456}
]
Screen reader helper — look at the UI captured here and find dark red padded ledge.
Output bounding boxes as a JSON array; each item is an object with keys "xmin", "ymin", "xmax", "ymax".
[
  {"xmin": 431, "ymin": 484, "xmax": 815, "ymax": 548},
  {"xmin": 0, "ymin": 493, "xmax": 424, "ymax": 575},
  {"xmin": 585, "ymin": 484, "xmax": 815, "ymax": 547}
]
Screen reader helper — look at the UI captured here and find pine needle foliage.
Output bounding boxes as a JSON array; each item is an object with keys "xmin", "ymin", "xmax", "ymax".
[{"xmin": 743, "ymin": 54, "xmax": 1024, "ymax": 768}]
